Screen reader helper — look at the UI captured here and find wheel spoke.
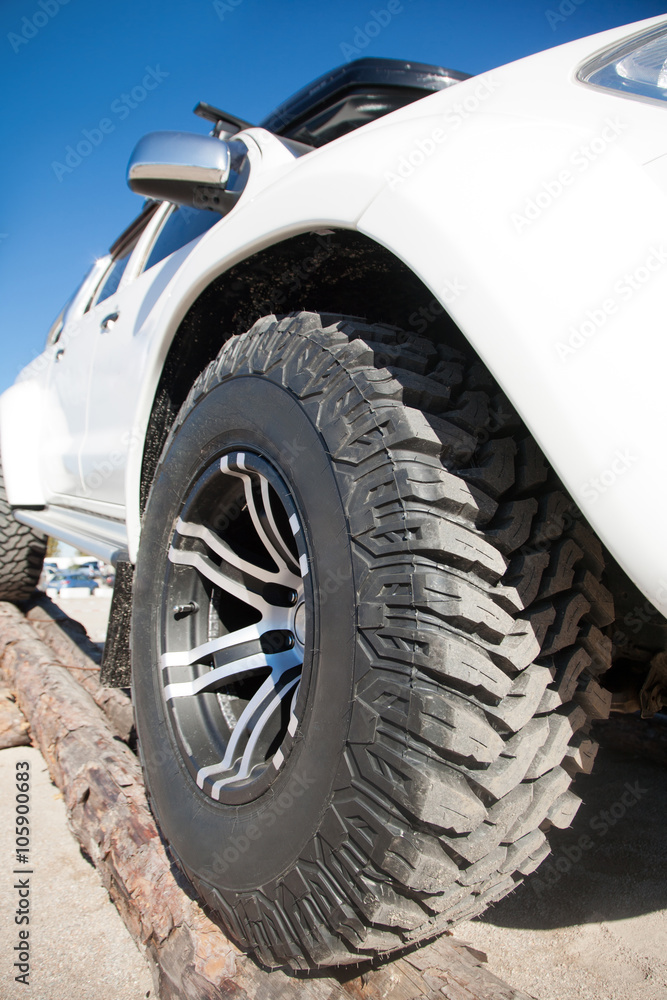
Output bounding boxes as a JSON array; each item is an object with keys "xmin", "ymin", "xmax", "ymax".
[
  {"xmin": 168, "ymin": 545, "xmax": 275, "ymax": 615},
  {"xmin": 196, "ymin": 670, "xmax": 298, "ymax": 791},
  {"xmin": 287, "ymin": 682, "xmax": 300, "ymax": 738},
  {"xmin": 164, "ymin": 646, "xmax": 301, "ymax": 701},
  {"xmin": 161, "ymin": 623, "xmax": 267, "ymax": 669},
  {"xmin": 212, "ymin": 676, "xmax": 300, "ymax": 794},
  {"xmin": 259, "ymin": 475, "xmax": 300, "ymax": 574},
  {"xmin": 175, "ymin": 517, "xmax": 301, "ymax": 590},
  {"xmin": 221, "ymin": 454, "xmax": 299, "ymax": 577}
]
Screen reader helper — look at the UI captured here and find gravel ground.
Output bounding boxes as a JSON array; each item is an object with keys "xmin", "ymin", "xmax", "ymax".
[{"xmin": 2, "ymin": 592, "xmax": 665, "ymax": 999}]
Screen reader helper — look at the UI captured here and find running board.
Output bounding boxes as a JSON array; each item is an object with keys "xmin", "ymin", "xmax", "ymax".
[{"xmin": 13, "ymin": 506, "xmax": 129, "ymax": 565}]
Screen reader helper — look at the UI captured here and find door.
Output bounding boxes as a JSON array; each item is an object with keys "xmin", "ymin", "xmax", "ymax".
[
  {"xmin": 78, "ymin": 203, "xmax": 221, "ymax": 509},
  {"xmin": 41, "ymin": 257, "xmax": 109, "ymax": 499},
  {"xmin": 41, "ymin": 202, "xmax": 164, "ymax": 506}
]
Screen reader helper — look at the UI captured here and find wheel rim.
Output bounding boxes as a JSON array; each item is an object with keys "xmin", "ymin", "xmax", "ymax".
[{"xmin": 160, "ymin": 450, "xmax": 310, "ymax": 804}]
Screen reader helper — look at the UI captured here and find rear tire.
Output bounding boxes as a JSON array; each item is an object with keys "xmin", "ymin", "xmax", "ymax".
[
  {"xmin": 132, "ymin": 312, "xmax": 613, "ymax": 970},
  {"xmin": 0, "ymin": 454, "xmax": 46, "ymax": 602}
]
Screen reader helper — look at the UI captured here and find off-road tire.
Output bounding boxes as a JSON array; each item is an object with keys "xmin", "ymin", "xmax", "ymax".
[
  {"xmin": 0, "ymin": 456, "xmax": 46, "ymax": 602},
  {"xmin": 132, "ymin": 311, "xmax": 613, "ymax": 971}
]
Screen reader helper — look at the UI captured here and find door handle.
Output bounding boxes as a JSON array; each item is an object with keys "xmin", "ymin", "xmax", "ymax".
[
  {"xmin": 100, "ymin": 311, "xmax": 119, "ymax": 332},
  {"xmin": 55, "ymin": 348, "xmax": 65, "ymax": 363}
]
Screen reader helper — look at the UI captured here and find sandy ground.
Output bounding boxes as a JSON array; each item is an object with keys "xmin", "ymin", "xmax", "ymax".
[
  {"xmin": 0, "ymin": 591, "xmax": 153, "ymax": 1000},
  {"xmin": 458, "ymin": 744, "xmax": 667, "ymax": 1000},
  {"xmin": 2, "ymin": 591, "xmax": 666, "ymax": 999},
  {"xmin": 50, "ymin": 591, "xmax": 114, "ymax": 644},
  {"xmin": 0, "ymin": 744, "xmax": 153, "ymax": 1000}
]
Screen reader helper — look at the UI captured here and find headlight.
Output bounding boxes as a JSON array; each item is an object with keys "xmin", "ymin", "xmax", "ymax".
[{"xmin": 578, "ymin": 22, "xmax": 667, "ymax": 105}]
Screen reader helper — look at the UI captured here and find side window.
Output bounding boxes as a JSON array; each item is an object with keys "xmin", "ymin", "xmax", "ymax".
[
  {"xmin": 46, "ymin": 304, "xmax": 67, "ymax": 346},
  {"xmin": 86, "ymin": 201, "xmax": 161, "ymax": 311},
  {"xmin": 144, "ymin": 206, "xmax": 219, "ymax": 271},
  {"xmin": 46, "ymin": 259, "xmax": 107, "ymax": 341},
  {"xmin": 95, "ymin": 246, "xmax": 134, "ymax": 306}
]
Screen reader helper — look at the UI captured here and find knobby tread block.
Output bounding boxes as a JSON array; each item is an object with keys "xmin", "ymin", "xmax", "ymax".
[
  {"xmin": 536, "ymin": 646, "xmax": 592, "ymax": 713},
  {"xmin": 486, "ymin": 498, "xmax": 538, "ymax": 556},
  {"xmin": 538, "ymin": 538, "xmax": 583, "ymax": 600},
  {"xmin": 515, "ymin": 437, "xmax": 550, "ymax": 495},
  {"xmin": 460, "ymin": 438, "xmax": 518, "ymax": 498},
  {"xmin": 574, "ymin": 674, "xmax": 613, "ymax": 720},
  {"xmin": 0, "ymin": 463, "xmax": 46, "ymax": 603}
]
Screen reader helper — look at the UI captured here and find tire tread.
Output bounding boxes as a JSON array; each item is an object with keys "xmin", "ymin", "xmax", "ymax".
[{"xmin": 144, "ymin": 311, "xmax": 614, "ymax": 970}]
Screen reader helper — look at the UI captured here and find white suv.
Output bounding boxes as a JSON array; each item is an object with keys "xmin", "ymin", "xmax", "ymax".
[{"xmin": 1, "ymin": 18, "xmax": 666, "ymax": 971}]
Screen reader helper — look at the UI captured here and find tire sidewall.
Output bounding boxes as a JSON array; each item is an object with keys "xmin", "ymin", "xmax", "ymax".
[{"xmin": 133, "ymin": 370, "xmax": 357, "ymax": 891}]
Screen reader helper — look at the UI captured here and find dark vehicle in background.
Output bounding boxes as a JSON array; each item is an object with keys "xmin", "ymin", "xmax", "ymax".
[{"xmin": 45, "ymin": 571, "xmax": 100, "ymax": 597}]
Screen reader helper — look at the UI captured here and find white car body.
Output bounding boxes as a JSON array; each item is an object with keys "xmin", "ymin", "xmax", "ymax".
[{"xmin": 2, "ymin": 15, "xmax": 666, "ymax": 617}]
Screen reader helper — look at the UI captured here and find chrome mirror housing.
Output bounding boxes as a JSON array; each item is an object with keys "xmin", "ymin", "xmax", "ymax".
[{"xmin": 127, "ymin": 131, "xmax": 249, "ymax": 213}]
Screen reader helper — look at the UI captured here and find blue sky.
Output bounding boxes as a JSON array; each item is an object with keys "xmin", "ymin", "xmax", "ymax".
[{"xmin": 1, "ymin": 0, "xmax": 665, "ymax": 396}]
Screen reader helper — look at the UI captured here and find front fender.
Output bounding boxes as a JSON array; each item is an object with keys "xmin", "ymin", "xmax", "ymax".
[
  {"xmin": 358, "ymin": 114, "xmax": 667, "ymax": 616},
  {"xmin": 125, "ymin": 18, "xmax": 667, "ymax": 616}
]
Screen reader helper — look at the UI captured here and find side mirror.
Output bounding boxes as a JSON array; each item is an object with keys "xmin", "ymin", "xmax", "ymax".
[{"xmin": 127, "ymin": 131, "xmax": 249, "ymax": 213}]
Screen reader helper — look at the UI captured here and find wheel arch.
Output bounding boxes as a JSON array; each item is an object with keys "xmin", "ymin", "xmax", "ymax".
[
  {"xmin": 135, "ymin": 228, "xmax": 472, "ymax": 518},
  {"xmin": 132, "ymin": 226, "xmax": 667, "ymax": 667}
]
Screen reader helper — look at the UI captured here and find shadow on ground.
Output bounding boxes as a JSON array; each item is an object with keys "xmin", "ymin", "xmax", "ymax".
[{"xmin": 480, "ymin": 737, "xmax": 667, "ymax": 931}]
